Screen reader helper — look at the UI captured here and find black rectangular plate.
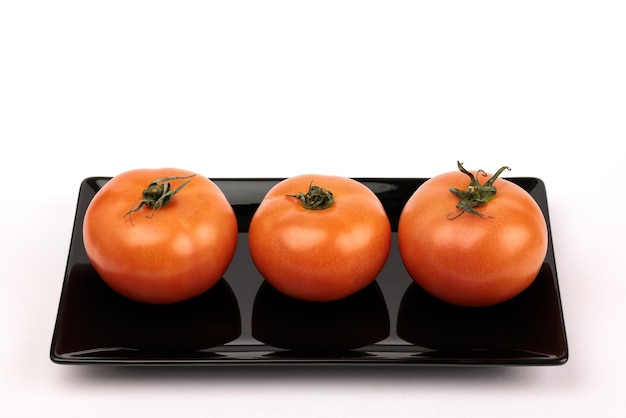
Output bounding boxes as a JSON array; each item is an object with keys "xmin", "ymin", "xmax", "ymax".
[{"xmin": 50, "ymin": 177, "xmax": 568, "ymax": 366}]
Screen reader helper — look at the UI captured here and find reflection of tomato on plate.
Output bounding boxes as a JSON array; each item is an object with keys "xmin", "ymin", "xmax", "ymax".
[
  {"xmin": 82, "ymin": 168, "xmax": 238, "ymax": 304},
  {"xmin": 398, "ymin": 162, "xmax": 548, "ymax": 307},
  {"xmin": 248, "ymin": 174, "xmax": 392, "ymax": 302},
  {"xmin": 252, "ymin": 280, "xmax": 390, "ymax": 351}
]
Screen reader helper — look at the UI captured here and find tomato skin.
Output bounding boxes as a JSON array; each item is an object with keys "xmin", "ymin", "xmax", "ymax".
[
  {"xmin": 248, "ymin": 174, "xmax": 392, "ymax": 302},
  {"xmin": 397, "ymin": 170, "xmax": 548, "ymax": 307},
  {"xmin": 82, "ymin": 168, "xmax": 238, "ymax": 304}
]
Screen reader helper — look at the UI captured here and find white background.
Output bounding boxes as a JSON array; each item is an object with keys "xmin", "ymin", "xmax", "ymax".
[{"xmin": 2, "ymin": 1, "xmax": 625, "ymax": 417}]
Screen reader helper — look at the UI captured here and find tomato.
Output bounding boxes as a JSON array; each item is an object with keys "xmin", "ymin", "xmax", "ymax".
[
  {"xmin": 397, "ymin": 162, "xmax": 548, "ymax": 307},
  {"xmin": 82, "ymin": 168, "xmax": 238, "ymax": 304},
  {"xmin": 248, "ymin": 174, "xmax": 392, "ymax": 302}
]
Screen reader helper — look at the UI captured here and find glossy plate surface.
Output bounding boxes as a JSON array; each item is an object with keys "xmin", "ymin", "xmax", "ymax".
[{"xmin": 50, "ymin": 177, "xmax": 568, "ymax": 366}]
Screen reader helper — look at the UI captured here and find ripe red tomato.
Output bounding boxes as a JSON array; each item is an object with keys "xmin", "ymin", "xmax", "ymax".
[
  {"xmin": 248, "ymin": 174, "xmax": 392, "ymax": 302},
  {"xmin": 398, "ymin": 162, "xmax": 548, "ymax": 307},
  {"xmin": 83, "ymin": 168, "xmax": 238, "ymax": 304}
]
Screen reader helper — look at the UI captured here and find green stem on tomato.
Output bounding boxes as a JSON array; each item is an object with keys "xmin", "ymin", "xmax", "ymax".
[
  {"xmin": 123, "ymin": 174, "xmax": 196, "ymax": 224},
  {"xmin": 288, "ymin": 181, "xmax": 335, "ymax": 210},
  {"xmin": 448, "ymin": 161, "xmax": 510, "ymax": 219}
]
